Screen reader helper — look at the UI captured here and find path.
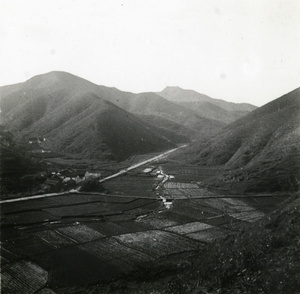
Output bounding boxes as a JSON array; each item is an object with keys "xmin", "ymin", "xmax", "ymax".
[
  {"xmin": 0, "ymin": 145, "xmax": 187, "ymax": 204},
  {"xmin": 99, "ymin": 144, "xmax": 187, "ymax": 183}
]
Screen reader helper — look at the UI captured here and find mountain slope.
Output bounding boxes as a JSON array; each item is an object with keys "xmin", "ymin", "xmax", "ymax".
[
  {"xmin": 158, "ymin": 86, "xmax": 257, "ymax": 123},
  {"xmin": 96, "ymin": 87, "xmax": 225, "ymax": 140},
  {"xmin": 174, "ymin": 87, "xmax": 300, "ymax": 192},
  {"xmin": 0, "ymin": 72, "xmax": 175, "ymax": 161}
]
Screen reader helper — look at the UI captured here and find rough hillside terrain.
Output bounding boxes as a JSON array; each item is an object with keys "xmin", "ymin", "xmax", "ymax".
[
  {"xmin": 97, "ymin": 86, "xmax": 225, "ymax": 140},
  {"xmin": 0, "ymin": 72, "xmax": 175, "ymax": 161},
  {"xmin": 174, "ymin": 88, "xmax": 300, "ymax": 192}
]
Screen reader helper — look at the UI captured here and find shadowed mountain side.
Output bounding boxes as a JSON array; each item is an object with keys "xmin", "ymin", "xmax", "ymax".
[
  {"xmin": 0, "ymin": 72, "xmax": 175, "ymax": 161},
  {"xmin": 158, "ymin": 86, "xmax": 257, "ymax": 124},
  {"xmin": 136, "ymin": 115, "xmax": 190, "ymax": 143},
  {"xmin": 173, "ymin": 88, "xmax": 300, "ymax": 192},
  {"xmin": 0, "ymin": 72, "xmax": 225, "ymax": 142}
]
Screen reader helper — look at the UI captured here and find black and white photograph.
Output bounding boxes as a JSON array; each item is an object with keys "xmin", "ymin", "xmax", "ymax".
[{"xmin": 0, "ymin": 1, "xmax": 299, "ymax": 293}]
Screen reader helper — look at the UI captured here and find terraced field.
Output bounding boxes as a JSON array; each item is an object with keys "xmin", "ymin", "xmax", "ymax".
[
  {"xmin": 102, "ymin": 174, "xmax": 155, "ymax": 197},
  {"xmin": 0, "ymin": 164, "xmax": 289, "ymax": 293},
  {"xmin": 56, "ymin": 225, "xmax": 105, "ymax": 242},
  {"xmin": 115, "ymin": 230, "xmax": 200, "ymax": 258},
  {"xmin": 160, "ymin": 164, "xmax": 223, "ymax": 182}
]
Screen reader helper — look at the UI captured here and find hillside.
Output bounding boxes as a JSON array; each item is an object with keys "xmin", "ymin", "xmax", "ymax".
[
  {"xmin": 0, "ymin": 72, "xmax": 175, "ymax": 161},
  {"xmin": 97, "ymin": 87, "xmax": 225, "ymax": 140},
  {"xmin": 174, "ymin": 88, "xmax": 300, "ymax": 192},
  {"xmin": 0, "ymin": 126, "xmax": 43, "ymax": 193},
  {"xmin": 158, "ymin": 86, "xmax": 257, "ymax": 124}
]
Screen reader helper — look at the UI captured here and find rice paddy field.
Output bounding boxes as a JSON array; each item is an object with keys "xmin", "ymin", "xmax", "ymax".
[{"xmin": 0, "ymin": 163, "xmax": 289, "ymax": 293}]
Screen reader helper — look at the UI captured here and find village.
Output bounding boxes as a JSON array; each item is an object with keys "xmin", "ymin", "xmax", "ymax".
[{"xmin": 39, "ymin": 169, "xmax": 102, "ymax": 193}]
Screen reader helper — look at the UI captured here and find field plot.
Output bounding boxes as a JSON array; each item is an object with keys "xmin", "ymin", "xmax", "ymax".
[
  {"xmin": 1, "ymin": 210, "xmax": 58, "ymax": 226},
  {"xmin": 86, "ymin": 220, "xmax": 153, "ymax": 236},
  {"xmin": 37, "ymin": 288, "xmax": 56, "ymax": 294},
  {"xmin": 56, "ymin": 225, "xmax": 104, "ymax": 243},
  {"xmin": 122, "ymin": 199, "xmax": 161, "ymax": 216},
  {"xmin": 137, "ymin": 215, "xmax": 179, "ymax": 229},
  {"xmin": 0, "ymin": 198, "xmax": 61, "ymax": 214},
  {"xmin": 176, "ymin": 188, "xmax": 207, "ymax": 198},
  {"xmin": 165, "ymin": 222, "xmax": 214, "ymax": 235},
  {"xmin": 3, "ymin": 235, "xmax": 55, "ymax": 258},
  {"xmin": 113, "ymin": 198, "xmax": 160, "ymax": 212},
  {"xmin": 52, "ymin": 193, "xmax": 136, "ymax": 205},
  {"xmin": 204, "ymin": 214, "xmax": 243, "ymax": 228},
  {"xmin": 1, "ymin": 247, "xmax": 19, "ymax": 265},
  {"xmin": 1, "ymin": 260, "xmax": 48, "ymax": 294},
  {"xmin": 161, "ymin": 165, "xmax": 223, "ymax": 182},
  {"xmin": 164, "ymin": 189, "xmax": 187, "ymax": 198},
  {"xmin": 115, "ymin": 230, "xmax": 200, "ymax": 258},
  {"xmin": 103, "ymin": 175, "xmax": 155, "ymax": 197},
  {"xmin": 196, "ymin": 198, "xmax": 266, "ymax": 222},
  {"xmin": 37, "ymin": 246, "xmax": 122, "ymax": 286},
  {"xmin": 36, "ymin": 230, "xmax": 77, "ymax": 248},
  {"xmin": 164, "ymin": 182, "xmax": 217, "ymax": 199},
  {"xmin": 43, "ymin": 202, "xmax": 121, "ymax": 218},
  {"xmin": 186, "ymin": 227, "xmax": 231, "ymax": 243},
  {"xmin": 158, "ymin": 210, "xmax": 198, "ymax": 224},
  {"xmin": 79, "ymin": 237, "xmax": 152, "ymax": 272},
  {"xmin": 243, "ymin": 196, "xmax": 287, "ymax": 213},
  {"xmin": 229, "ymin": 210, "xmax": 265, "ymax": 222},
  {"xmin": 114, "ymin": 219, "xmax": 154, "ymax": 232},
  {"xmin": 164, "ymin": 182, "xmax": 199, "ymax": 189},
  {"xmin": 171, "ymin": 199, "xmax": 221, "ymax": 220}
]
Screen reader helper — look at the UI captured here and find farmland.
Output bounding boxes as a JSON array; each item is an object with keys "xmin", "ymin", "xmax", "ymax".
[{"xmin": 0, "ymin": 162, "xmax": 291, "ymax": 293}]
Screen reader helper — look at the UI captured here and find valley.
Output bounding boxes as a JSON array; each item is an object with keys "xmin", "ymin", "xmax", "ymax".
[
  {"xmin": 1, "ymin": 157, "xmax": 291, "ymax": 294},
  {"xmin": 1, "ymin": 146, "xmax": 296, "ymax": 293},
  {"xmin": 0, "ymin": 72, "xmax": 299, "ymax": 293}
]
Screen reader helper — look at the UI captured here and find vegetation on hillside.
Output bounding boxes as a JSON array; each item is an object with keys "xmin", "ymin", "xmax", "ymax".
[{"xmin": 173, "ymin": 88, "xmax": 300, "ymax": 193}]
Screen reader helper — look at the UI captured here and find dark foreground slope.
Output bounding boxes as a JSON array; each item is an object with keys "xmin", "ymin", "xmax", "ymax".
[
  {"xmin": 174, "ymin": 88, "xmax": 300, "ymax": 192},
  {"xmin": 158, "ymin": 86, "xmax": 257, "ymax": 124},
  {"xmin": 0, "ymin": 72, "xmax": 174, "ymax": 161}
]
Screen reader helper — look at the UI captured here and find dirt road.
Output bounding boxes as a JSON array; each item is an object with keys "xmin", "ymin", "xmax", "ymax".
[
  {"xmin": 99, "ymin": 144, "xmax": 187, "ymax": 183},
  {"xmin": 0, "ymin": 145, "xmax": 187, "ymax": 204}
]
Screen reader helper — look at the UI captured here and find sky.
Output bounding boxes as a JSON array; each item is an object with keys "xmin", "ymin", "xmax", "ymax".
[{"xmin": 0, "ymin": 0, "xmax": 299, "ymax": 106}]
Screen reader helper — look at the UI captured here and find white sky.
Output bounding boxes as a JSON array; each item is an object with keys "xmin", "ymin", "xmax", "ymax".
[{"xmin": 0, "ymin": 0, "xmax": 299, "ymax": 106}]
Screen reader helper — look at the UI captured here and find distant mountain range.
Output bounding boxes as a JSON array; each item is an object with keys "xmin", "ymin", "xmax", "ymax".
[
  {"xmin": 0, "ymin": 71, "xmax": 256, "ymax": 161},
  {"xmin": 158, "ymin": 86, "xmax": 257, "ymax": 123},
  {"xmin": 174, "ymin": 87, "xmax": 300, "ymax": 192}
]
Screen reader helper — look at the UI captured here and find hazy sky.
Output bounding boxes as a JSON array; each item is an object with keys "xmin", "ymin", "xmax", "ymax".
[{"xmin": 1, "ymin": 0, "xmax": 299, "ymax": 106}]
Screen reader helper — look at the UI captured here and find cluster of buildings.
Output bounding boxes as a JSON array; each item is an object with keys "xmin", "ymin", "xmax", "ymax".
[{"xmin": 41, "ymin": 169, "xmax": 101, "ymax": 192}]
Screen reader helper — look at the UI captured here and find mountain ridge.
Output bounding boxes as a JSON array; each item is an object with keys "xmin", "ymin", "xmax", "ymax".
[
  {"xmin": 157, "ymin": 86, "xmax": 257, "ymax": 124},
  {"xmin": 0, "ymin": 71, "xmax": 176, "ymax": 161}
]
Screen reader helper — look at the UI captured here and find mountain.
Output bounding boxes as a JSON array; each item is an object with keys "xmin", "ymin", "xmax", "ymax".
[
  {"xmin": 158, "ymin": 86, "xmax": 257, "ymax": 124},
  {"xmin": 174, "ymin": 87, "xmax": 300, "ymax": 192},
  {"xmin": 0, "ymin": 71, "xmax": 175, "ymax": 161},
  {"xmin": 96, "ymin": 87, "xmax": 225, "ymax": 140}
]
